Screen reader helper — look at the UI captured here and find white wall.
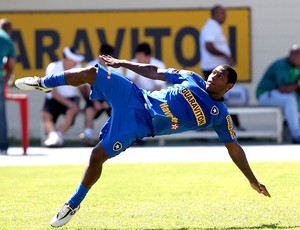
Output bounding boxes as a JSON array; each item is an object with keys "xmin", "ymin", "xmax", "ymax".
[{"xmin": 3, "ymin": 0, "xmax": 300, "ymax": 139}]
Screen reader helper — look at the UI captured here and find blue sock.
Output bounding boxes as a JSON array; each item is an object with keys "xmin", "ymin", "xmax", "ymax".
[
  {"xmin": 43, "ymin": 72, "xmax": 67, "ymax": 88},
  {"xmin": 67, "ymin": 184, "xmax": 90, "ymax": 209}
]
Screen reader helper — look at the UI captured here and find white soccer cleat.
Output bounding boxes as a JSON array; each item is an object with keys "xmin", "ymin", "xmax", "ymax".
[
  {"xmin": 15, "ymin": 76, "xmax": 52, "ymax": 93},
  {"xmin": 50, "ymin": 203, "xmax": 80, "ymax": 227},
  {"xmin": 44, "ymin": 132, "xmax": 64, "ymax": 148}
]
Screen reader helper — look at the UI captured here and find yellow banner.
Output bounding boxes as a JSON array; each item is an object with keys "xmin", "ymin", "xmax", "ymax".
[{"xmin": 2, "ymin": 9, "xmax": 250, "ymax": 81}]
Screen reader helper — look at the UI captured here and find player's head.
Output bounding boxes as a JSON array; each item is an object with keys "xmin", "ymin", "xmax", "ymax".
[
  {"xmin": 206, "ymin": 64, "xmax": 237, "ymax": 98},
  {"xmin": 224, "ymin": 64, "xmax": 237, "ymax": 84},
  {"xmin": 135, "ymin": 42, "xmax": 152, "ymax": 63}
]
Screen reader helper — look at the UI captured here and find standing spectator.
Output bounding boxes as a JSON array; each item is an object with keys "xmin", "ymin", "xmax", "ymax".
[
  {"xmin": 41, "ymin": 47, "xmax": 84, "ymax": 147},
  {"xmin": 199, "ymin": 5, "xmax": 244, "ymax": 130},
  {"xmin": 126, "ymin": 42, "xmax": 166, "ymax": 92},
  {"xmin": 0, "ymin": 18, "xmax": 16, "ymax": 155},
  {"xmin": 79, "ymin": 44, "xmax": 123, "ymax": 146},
  {"xmin": 256, "ymin": 44, "xmax": 300, "ymax": 143}
]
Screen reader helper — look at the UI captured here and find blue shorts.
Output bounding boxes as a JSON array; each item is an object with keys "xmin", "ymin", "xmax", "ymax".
[{"xmin": 90, "ymin": 65, "xmax": 153, "ymax": 158}]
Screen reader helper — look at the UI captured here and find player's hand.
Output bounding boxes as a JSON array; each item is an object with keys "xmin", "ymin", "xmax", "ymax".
[
  {"xmin": 99, "ymin": 55, "xmax": 122, "ymax": 68},
  {"xmin": 250, "ymin": 182, "xmax": 271, "ymax": 197}
]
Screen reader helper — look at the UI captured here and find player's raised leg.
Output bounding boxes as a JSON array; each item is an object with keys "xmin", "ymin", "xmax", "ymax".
[{"xmin": 15, "ymin": 66, "xmax": 97, "ymax": 92}]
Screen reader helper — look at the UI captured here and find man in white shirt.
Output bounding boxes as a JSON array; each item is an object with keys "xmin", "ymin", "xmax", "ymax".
[
  {"xmin": 126, "ymin": 42, "xmax": 166, "ymax": 92},
  {"xmin": 200, "ymin": 5, "xmax": 234, "ymax": 79},
  {"xmin": 200, "ymin": 5, "xmax": 244, "ymax": 130},
  {"xmin": 41, "ymin": 47, "xmax": 84, "ymax": 147}
]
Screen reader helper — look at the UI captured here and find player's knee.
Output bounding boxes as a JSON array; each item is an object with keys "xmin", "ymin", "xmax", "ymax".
[
  {"xmin": 71, "ymin": 105, "xmax": 81, "ymax": 114},
  {"xmin": 83, "ymin": 66, "xmax": 97, "ymax": 85},
  {"xmin": 90, "ymin": 144, "xmax": 109, "ymax": 165},
  {"xmin": 40, "ymin": 111, "xmax": 52, "ymax": 121}
]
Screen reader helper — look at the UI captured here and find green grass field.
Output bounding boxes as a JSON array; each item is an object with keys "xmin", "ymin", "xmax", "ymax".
[{"xmin": 0, "ymin": 162, "xmax": 299, "ymax": 230}]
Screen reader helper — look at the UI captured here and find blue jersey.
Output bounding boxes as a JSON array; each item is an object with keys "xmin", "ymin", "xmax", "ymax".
[
  {"xmin": 142, "ymin": 68, "xmax": 236, "ymax": 143},
  {"xmin": 90, "ymin": 65, "xmax": 236, "ymax": 158}
]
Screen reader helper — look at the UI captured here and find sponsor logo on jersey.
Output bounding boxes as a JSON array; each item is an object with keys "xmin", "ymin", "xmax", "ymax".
[
  {"xmin": 160, "ymin": 102, "xmax": 178, "ymax": 123},
  {"xmin": 226, "ymin": 115, "xmax": 236, "ymax": 139},
  {"xmin": 113, "ymin": 141, "xmax": 122, "ymax": 151},
  {"xmin": 210, "ymin": 106, "xmax": 219, "ymax": 115},
  {"xmin": 170, "ymin": 123, "xmax": 179, "ymax": 130},
  {"xmin": 180, "ymin": 88, "xmax": 206, "ymax": 126}
]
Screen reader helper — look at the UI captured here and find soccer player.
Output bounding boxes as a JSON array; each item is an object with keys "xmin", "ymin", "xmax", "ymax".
[{"xmin": 15, "ymin": 55, "xmax": 271, "ymax": 227}]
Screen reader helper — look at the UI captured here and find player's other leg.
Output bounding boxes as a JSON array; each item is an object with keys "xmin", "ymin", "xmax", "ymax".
[
  {"xmin": 15, "ymin": 66, "xmax": 97, "ymax": 92},
  {"xmin": 50, "ymin": 142, "xmax": 109, "ymax": 227}
]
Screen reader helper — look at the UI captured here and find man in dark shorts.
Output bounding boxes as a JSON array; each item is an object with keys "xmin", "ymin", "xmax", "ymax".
[{"xmin": 40, "ymin": 47, "xmax": 84, "ymax": 147}]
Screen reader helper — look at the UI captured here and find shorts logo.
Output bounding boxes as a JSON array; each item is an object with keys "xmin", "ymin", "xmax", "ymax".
[
  {"xmin": 113, "ymin": 141, "xmax": 122, "ymax": 151},
  {"xmin": 210, "ymin": 106, "xmax": 219, "ymax": 115}
]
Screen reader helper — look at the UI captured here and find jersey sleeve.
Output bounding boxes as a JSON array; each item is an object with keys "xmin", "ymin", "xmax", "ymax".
[
  {"xmin": 165, "ymin": 68, "xmax": 188, "ymax": 84},
  {"xmin": 214, "ymin": 115, "xmax": 237, "ymax": 143}
]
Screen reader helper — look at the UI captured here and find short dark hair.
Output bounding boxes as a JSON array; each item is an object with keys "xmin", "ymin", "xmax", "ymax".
[
  {"xmin": 0, "ymin": 18, "xmax": 12, "ymax": 34},
  {"xmin": 99, "ymin": 44, "xmax": 114, "ymax": 55},
  {"xmin": 222, "ymin": 64, "xmax": 237, "ymax": 84},
  {"xmin": 211, "ymin": 5, "xmax": 223, "ymax": 18},
  {"xmin": 135, "ymin": 42, "xmax": 152, "ymax": 55}
]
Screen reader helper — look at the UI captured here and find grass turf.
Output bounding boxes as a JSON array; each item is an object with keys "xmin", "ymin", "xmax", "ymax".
[{"xmin": 0, "ymin": 162, "xmax": 299, "ymax": 229}]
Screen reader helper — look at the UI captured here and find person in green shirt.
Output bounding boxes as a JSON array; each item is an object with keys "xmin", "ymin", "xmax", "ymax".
[
  {"xmin": 256, "ymin": 44, "xmax": 300, "ymax": 143},
  {"xmin": 0, "ymin": 18, "xmax": 16, "ymax": 155}
]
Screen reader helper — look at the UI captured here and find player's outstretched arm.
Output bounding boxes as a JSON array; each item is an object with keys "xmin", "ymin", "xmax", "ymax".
[
  {"xmin": 225, "ymin": 142, "xmax": 271, "ymax": 197},
  {"xmin": 99, "ymin": 55, "xmax": 166, "ymax": 82}
]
